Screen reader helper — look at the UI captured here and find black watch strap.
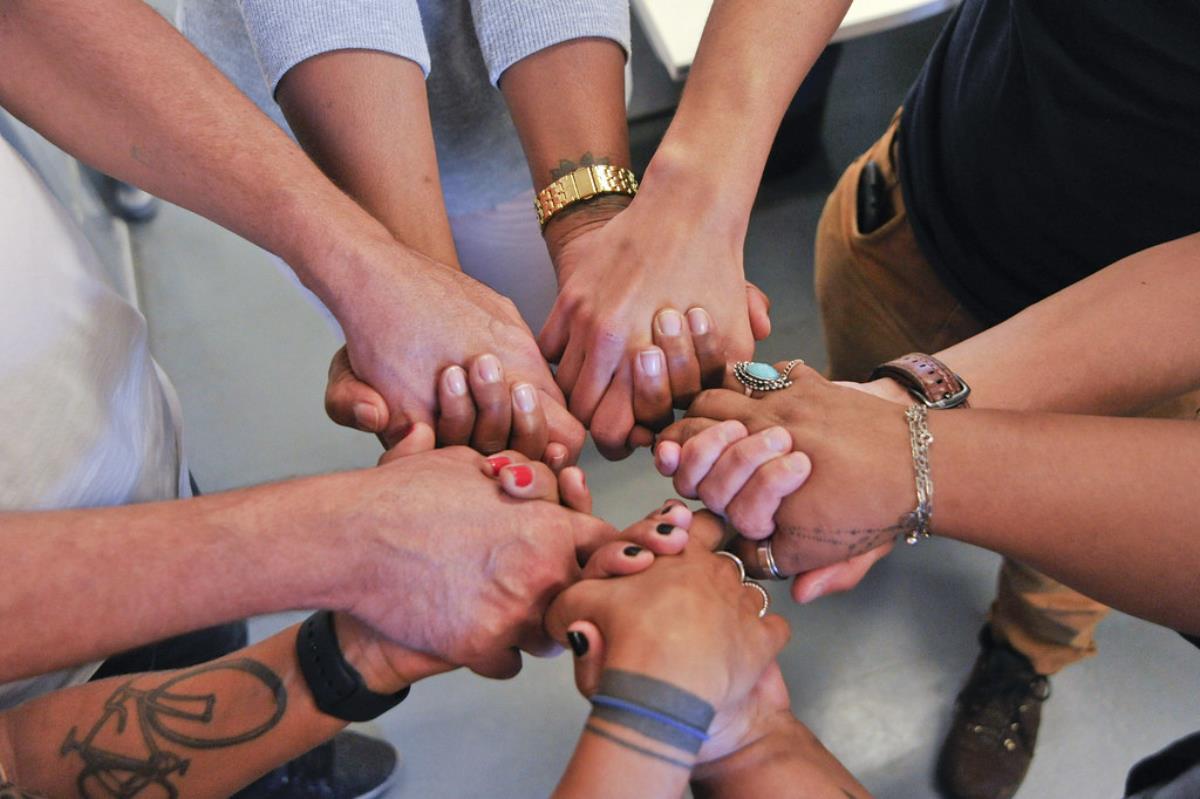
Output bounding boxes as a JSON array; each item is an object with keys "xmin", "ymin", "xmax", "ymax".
[{"xmin": 296, "ymin": 611, "xmax": 410, "ymax": 722}]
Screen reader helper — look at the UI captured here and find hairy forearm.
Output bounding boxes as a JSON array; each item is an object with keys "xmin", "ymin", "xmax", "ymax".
[
  {"xmin": 276, "ymin": 51, "xmax": 461, "ymax": 267},
  {"xmin": 0, "ymin": 477, "xmax": 354, "ymax": 684},
  {"xmin": 0, "ymin": 625, "xmax": 352, "ymax": 797},
  {"xmin": 933, "ymin": 409, "xmax": 1200, "ymax": 633},
  {"xmin": 0, "ymin": 0, "xmax": 402, "ymax": 320},
  {"xmin": 692, "ymin": 715, "xmax": 870, "ymax": 799},
  {"xmin": 646, "ymin": 0, "xmax": 849, "ymax": 226},
  {"xmin": 929, "ymin": 232, "xmax": 1200, "ymax": 415}
]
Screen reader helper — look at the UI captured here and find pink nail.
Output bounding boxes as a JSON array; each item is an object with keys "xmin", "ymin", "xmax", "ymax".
[
  {"xmin": 638, "ymin": 349, "xmax": 664, "ymax": 377},
  {"xmin": 513, "ymin": 384, "xmax": 537, "ymax": 413},
  {"xmin": 687, "ymin": 308, "xmax": 711, "ymax": 336},
  {"xmin": 477, "ymin": 354, "xmax": 501, "ymax": 383},
  {"xmin": 657, "ymin": 310, "xmax": 683, "ymax": 336},
  {"xmin": 445, "ymin": 366, "xmax": 468, "ymax": 396}
]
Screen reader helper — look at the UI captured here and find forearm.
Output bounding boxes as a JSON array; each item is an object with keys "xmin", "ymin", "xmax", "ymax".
[
  {"xmin": 646, "ymin": 0, "xmax": 849, "ymax": 227},
  {"xmin": 692, "ymin": 714, "xmax": 870, "ymax": 799},
  {"xmin": 275, "ymin": 51, "xmax": 460, "ymax": 266},
  {"xmin": 0, "ymin": 476, "xmax": 354, "ymax": 684},
  {"xmin": 0, "ymin": 0, "xmax": 402, "ymax": 320},
  {"xmin": 932, "ymin": 409, "xmax": 1200, "ymax": 633},
  {"xmin": 0, "ymin": 624, "xmax": 369, "ymax": 797},
  {"xmin": 927, "ymin": 232, "xmax": 1200, "ymax": 414},
  {"xmin": 553, "ymin": 712, "xmax": 692, "ymax": 799}
]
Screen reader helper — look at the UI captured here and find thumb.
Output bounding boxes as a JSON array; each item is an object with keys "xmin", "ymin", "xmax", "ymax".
[
  {"xmin": 565, "ymin": 620, "xmax": 606, "ymax": 698},
  {"xmin": 325, "ymin": 346, "xmax": 390, "ymax": 434}
]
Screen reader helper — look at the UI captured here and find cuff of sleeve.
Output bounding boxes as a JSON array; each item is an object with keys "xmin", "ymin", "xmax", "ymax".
[
  {"xmin": 474, "ymin": 0, "xmax": 631, "ymax": 86},
  {"xmin": 240, "ymin": 0, "xmax": 432, "ymax": 95}
]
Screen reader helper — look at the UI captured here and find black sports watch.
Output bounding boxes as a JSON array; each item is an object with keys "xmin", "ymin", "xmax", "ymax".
[{"xmin": 296, "ymin": 610, "xmax": 411, "ymax": 722}]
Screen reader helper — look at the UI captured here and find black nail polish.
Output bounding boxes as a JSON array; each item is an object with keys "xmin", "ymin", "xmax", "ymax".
[
  {"xmin": 623, "ymin": 545, "xmax": 643, "ymax": 557},
  {"xmin": 567, "ymin": 630, "xmax": 589, "ymax": 657},
  {"xmin": 656, "ymin": 523, "xmax": 674, "ymax": 536}
]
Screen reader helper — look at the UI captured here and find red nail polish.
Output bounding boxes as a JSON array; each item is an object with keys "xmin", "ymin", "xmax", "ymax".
[
  {"xmin": 487, "ymin": 456, "xmax": 511, "ymax": 476},
  {"xmin": 511, "ymin": 464, "xmax": 534, "ymax": 488}
]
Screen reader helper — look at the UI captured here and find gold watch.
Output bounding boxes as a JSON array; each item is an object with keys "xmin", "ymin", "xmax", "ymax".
[{"xmin": 534, "ymin": 164, "xmax": 638, "ymax": 228}]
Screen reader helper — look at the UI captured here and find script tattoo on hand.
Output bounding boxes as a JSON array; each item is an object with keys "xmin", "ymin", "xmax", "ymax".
[
  {"xmin": 775, "ymin": 521, "xmax": 906, "ymax": 558},
  {"xmin": 549, "ymin": 151, "xmax": 612, "ymax": 181},
  {"xmin": 60, "ymin": 658, "xmax": 286, "ymax": 799}
]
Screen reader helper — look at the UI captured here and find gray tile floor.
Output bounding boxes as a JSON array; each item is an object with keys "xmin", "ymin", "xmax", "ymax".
[{"xmin": 131, "ymin": 7, "xmax": 1199, "ymax": 797}]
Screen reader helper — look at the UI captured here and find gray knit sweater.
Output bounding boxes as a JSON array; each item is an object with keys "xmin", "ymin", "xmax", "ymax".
[{"xmin": 178, "ymin": 0, "xmax": 629, "ymax": 216}]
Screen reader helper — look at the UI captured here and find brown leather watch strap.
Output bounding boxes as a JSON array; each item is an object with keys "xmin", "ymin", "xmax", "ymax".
[{"xmin": 869, "ymin": 353, "xmax": 971, "ymax": 409}]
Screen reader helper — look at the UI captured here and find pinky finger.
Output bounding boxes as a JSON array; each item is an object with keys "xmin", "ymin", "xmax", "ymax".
[
  {"xmin": 557, "ymin": 466, "xmax": 592, "ymax": 514},
  {"xmin": 790, "ymin": 541, "xmax": 895, "ymax": 604}
]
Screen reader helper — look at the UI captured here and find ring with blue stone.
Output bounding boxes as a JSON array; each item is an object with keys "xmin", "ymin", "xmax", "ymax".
[{"xmin": 733, "ymin": 359, "xmax": 804, "ymax": 395}]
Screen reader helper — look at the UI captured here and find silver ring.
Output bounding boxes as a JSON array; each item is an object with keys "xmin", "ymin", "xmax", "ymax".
[
  {"xmin": 758, "ymin": 540, "xmax": 786, "ymax": 581},
  {"xmin": 732, "ymin": 359, "xmax": 804, "ymax": 394},
  {"xmin": 742, "ymin": 580, "xmax": 771, "ymax": 618},
  {"xmin": 714, "ymin": 551, "xmax": 747, "ymax": 582}
]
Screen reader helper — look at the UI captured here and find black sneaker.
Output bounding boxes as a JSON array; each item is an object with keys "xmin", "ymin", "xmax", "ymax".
[
  {"xmin": 235, "ymin": 730, "xmax": 399, "ymax": 799},
  {"xmin": 937, "ymin": 625, "xmax": 1051, "ymax": 799}
]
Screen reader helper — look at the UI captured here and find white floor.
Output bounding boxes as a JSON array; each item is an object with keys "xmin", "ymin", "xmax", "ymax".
[{"xmin": 130, "ymin": 5, "xmax": 1200, "ymax": 797}]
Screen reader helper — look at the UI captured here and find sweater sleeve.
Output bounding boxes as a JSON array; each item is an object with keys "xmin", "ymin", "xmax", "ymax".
[
  {"xmin": 468, "ymin": 0, "xmax": 630, "ymax": 86},
  {"xmin": 238, "ymin": 0, "xmax": 432, "ymax": 95}
]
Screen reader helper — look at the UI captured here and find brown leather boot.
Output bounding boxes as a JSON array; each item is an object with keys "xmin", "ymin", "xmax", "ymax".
[{"xmin": 937, "ymin": 625, "xmax": 1052, "ymax": 799}]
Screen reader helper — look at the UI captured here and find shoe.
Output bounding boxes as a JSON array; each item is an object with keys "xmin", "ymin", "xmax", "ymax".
[
  {"xmin": 234, "ymin": 730, "xmax": 399, "ymax": 799},
  {"xmin": 937, "ymin": 625, "xmax": 1051, "ymax": 799}
]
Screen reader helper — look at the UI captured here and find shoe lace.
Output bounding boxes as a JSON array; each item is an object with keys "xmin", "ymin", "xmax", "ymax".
[{"xmin": 960, "ymin": 648, "xmax": 1051, "ymax": 749}]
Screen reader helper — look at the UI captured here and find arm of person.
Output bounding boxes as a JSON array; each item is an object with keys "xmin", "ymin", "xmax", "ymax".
[
  {"xmin": 662, "ymin": 371, "xmax": 1200, "ymax": 633},
  {"xmin": 869, "ymin": 231, "xmax": 1200, "ymax": 415},
  {"xmin": 523, "ymin": 0, "xmax": 848, "ymax": 456},
  {"xmin": 0, "ymin": 615, "xmax": 438, "ymax": 797},
  {"xmin": 0, "ymin": 0, "xmax": 568, "ymax": 452},
  {"xmin": 692, "ymin": 713, "xmax": 873, "ymax": 799}
]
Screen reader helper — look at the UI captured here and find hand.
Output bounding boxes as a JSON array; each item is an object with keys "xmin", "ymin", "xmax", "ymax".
[
  {"xmin": 329, "ymin": 247, "xmax": 585, "ymax": 462},
  {"xmin": 545, "ymin": 512, "xmax": 790, "ymax": 718},
  {"xmin": 539, "ymin": 198, "xmax": 770, "ymax": 459},
  {"xmin": 329, "ymin": 350, "xmax": 574, "ymax": 470},
  {"xmin": 657, "ymin": 364, "xmax": 916, "ymax": 597},
  {"xmin": 332, "ymin": 446, "xmax": 689, "ymax": 680}
]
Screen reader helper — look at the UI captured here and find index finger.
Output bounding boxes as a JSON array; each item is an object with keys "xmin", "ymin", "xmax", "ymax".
[{"xmin": 686, "ymin": 388, "xmax": 764, "ymax": 429}]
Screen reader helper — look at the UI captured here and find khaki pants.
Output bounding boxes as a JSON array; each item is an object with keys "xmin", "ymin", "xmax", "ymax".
[{"xmin": 814, "ymin": 110, "xmax": 1200, "ymax": 674}]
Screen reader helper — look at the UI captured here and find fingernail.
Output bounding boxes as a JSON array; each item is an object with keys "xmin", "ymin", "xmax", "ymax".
[
  {"xmin": 657, "ymin": 309, "xmax": 683, "ymax": 336},
  {"xmin": 687, "ymin": 308, "xmax": 711, "ymax": 336},
  {"xmin": 799, "ymin": 577, "xmax": 829, "ymax": 604},
  {"xmin": 478, "ymin": 354, "xmax": 501, "ymax": 383},
  {"xmin": 510, "ymin": 464, "xmax": 534, "ymax": 488},
  {"xmin": 784, "ymin": 452, "xmax": 810, "ymax": 474},
  {"xmin": 656, "ymin": 523, "xmax": 675, "ymax": 536},
  {"xmin": 623, "ymin": 545, "xmax": 643, "ymax": 557},
  {"xmin": 353, "ymin": 403, "xmax": 379, "ymax": 431},
  {"xmin": 486, "ymin": 455, "xmax": 511, "ymax": 476},
  {"xmin": 513, "ymin": 383, "xmax": 537, "ymax": 413},
  {"xmin": 638, "ymin": 349, "xmax": 664, "ymax": 377},
  {"xmin": 765, "ymin": 426, "xmax": 791, "ymax": 452},
  {"xmin": 445, "ymin": 366, "xmax": 468, "ymax": 396},
  {"xmin": 566, "ymin": 631, "xmax": 589, "ymax": 657}
]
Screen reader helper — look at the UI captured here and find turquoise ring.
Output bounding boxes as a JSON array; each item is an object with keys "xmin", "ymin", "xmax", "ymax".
[{"xmin": 732, "ymin": 359, "xmax": 803, "ymax": 395}]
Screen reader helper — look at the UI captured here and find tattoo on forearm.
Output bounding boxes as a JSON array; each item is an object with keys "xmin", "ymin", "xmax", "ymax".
[
  {"xmin": 584, "ymin": 723, "xmax": 694, "ymax": 770},
  {"xmin": 60, "ymin": 658, "xmax": 286, "ymax": 798},
  {"xmin": 0, "ymin": 783, "xmax": 47, "ymax": 799},
  {"xmin": 549, "ymin": 151, "xmax": 612, "ymax": 181},
  {"xmin": 775, "ymin": 522, "xmax": 905, "ymax": 558}
]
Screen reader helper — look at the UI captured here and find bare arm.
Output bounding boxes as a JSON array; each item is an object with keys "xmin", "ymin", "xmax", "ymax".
[
  {"xmin": 870, "ymin": 232, "xmax": 1200, "ymax": 415},
  {"xmin": 0, "ymin": 617, "xmax": 426, "ymax": 798},
  {"xmin": 692, "ymin": 714, "xmax": 871, "ymax": 799},
  {"xmin": 0, "ymin": 0, "xmax": 400, "ymax": 319}
]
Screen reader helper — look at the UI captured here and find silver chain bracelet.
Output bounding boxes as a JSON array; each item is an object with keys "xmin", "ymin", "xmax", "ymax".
[{"xmin": 901, "ymin": 404, "xmax": 935, "ymax": 544}]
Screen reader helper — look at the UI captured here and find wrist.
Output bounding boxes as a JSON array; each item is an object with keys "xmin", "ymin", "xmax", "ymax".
[
  {"xmin": 331, "ymin": 613, "xmax": 414, "ymax": 695},
  {"xmin": 862, "ymin": 377, "xmax": 913, "ymax": 405},
  {"xmin": 542, "ymin": 194, "xmax": 632, "ymax": 264},
  {"xmin": 692, "ymin": 712, "xmax": 813, "ymax": 786},
  {"xmin": 641, "ymin": 139, "xmax": 756, "ymax": 233}
]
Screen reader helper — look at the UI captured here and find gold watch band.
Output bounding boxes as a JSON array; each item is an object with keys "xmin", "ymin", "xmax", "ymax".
[{"xmin": 534, "ymin": 164, "xmax": 638, "ymax": 228}]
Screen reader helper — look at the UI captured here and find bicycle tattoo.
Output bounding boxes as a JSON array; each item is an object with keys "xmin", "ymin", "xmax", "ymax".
[{"xmin": 60, "ymin": 658, "xmax": 287, "ymax": 798}]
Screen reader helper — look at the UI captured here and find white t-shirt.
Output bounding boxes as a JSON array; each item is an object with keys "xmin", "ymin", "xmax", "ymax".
[{"xmin": 0, "ymin": 133, "xmax": 186, "ymax": 708}]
